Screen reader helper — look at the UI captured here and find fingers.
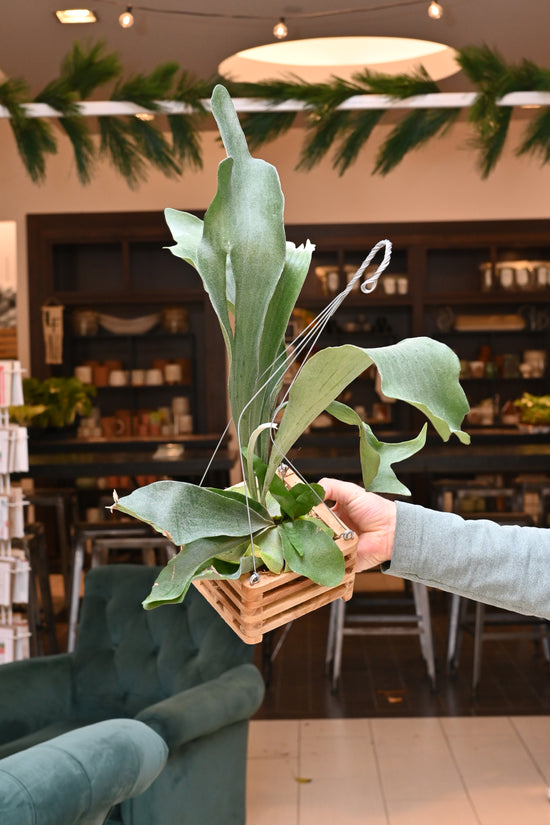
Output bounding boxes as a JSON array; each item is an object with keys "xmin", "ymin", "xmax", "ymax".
[{"xmin": 318, "ymin": 477, "xmax": 364, "ymax": 506}]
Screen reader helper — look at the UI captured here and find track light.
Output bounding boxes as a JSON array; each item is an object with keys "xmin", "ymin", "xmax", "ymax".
[
  {"xmin": 119, "ymin": 6, "xmax": 134, "ymax": 28},
  {"xmin": 273, "ymin": 18, "xmax": 288, "ymax": 40},
  {"xmin": 428, "ymin": 2, "xmax": 443, "ymax": 19},
  {"xmin": 55, "ymin": 9, "xmax": 97, "ymax": 24}
]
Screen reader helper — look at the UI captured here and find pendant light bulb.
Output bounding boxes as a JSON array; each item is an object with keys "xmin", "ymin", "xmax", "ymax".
[
  {"xmin": 119, "ymin": 6, "xmax": 134, "ymax": 28},
  {"xmin": 273, "ymin": 18, "xmax": 288, "ymax": 40},
  {"xmin": 428, "ymin": 1, "xmax": 443, "ymax": 19}
]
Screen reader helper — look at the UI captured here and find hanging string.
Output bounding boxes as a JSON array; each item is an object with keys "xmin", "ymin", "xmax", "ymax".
[{"xmin": 233, "ymin": 238, "xmax": 392, "ymax": 580}]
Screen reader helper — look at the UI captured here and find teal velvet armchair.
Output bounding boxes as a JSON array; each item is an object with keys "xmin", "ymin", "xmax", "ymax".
[
  {"xmin": 0, "ymin": 565, "xmax": 265, "ymax": 825},
  {"xmin": 0, "ymin": 719, "xmax": 167, "ymax": 825}
]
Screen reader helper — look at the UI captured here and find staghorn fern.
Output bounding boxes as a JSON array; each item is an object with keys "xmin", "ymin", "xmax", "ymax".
[{"xmin": 113, "ymin": 85, "xmax": 470, "ymax": 609}]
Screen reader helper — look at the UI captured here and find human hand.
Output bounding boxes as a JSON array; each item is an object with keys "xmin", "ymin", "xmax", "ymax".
[{"xmin": 319, "ymin": 477, "xmax": 397, "ymax": 571}]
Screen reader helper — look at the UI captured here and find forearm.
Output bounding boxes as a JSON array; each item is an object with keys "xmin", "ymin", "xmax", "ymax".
[{"xmin": 383, "ymin": 501, "xmax": 550, "ymax": 619}]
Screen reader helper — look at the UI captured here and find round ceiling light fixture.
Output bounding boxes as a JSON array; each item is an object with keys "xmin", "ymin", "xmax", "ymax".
[{"xmin": 219, "ymin": 36, "xmax": 459, "ymax": 83}]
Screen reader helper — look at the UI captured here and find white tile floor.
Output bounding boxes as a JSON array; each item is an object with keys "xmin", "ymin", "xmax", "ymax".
[{"xmin": 247, "ymin": 717, "xmax": 550, "ymax": 824}]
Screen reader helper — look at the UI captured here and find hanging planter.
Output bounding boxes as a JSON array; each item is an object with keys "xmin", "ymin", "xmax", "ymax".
[
  {"xmin": 111, "ymin": 84, "xmax": 470, "ymax": 642},
  {"xmin": 193, "ymin": 470, "xmax": 357, "ymax": 644}
]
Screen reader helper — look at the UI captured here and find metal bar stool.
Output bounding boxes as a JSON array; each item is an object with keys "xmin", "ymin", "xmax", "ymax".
[
  {"xmin": 67, "ymin": 521, "xmax": 154, "ymax": 652},
  {"xmin": 90, "ymin": 535, "xmax": 175, "ymax": 568},
  {"xmin": 325, "ymin": 577, "xmax": 436, "ymax": 690},
  {"xmin": 445, "ymin": 511, "xmax": 550, "ymax": 693}
]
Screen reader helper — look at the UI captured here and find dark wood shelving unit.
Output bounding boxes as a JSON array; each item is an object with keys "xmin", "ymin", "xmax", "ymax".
[
  {"xmin": 27, "ymin": 210, "xmax": 226, "ymax": 437},
  {"xmin": 26, "ymin": 213, "xmax": 550, "ymax": 493}
]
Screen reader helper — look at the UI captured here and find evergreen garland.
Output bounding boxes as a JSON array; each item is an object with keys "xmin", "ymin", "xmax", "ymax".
[{"xmin": 1, "ymin": 41, "xmax": 550, "ymax": 186}]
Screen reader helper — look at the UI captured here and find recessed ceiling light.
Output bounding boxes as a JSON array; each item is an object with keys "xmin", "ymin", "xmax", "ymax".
[
  {"xmin": 55, "ymin": 9, "xmax": 97, "ymax": 24},
  {"xmin": 219, "ymin": 37, "xmax": 459, "ymax": 83}
]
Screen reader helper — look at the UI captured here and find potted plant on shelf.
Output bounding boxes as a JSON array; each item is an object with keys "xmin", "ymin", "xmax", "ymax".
[
  {"xmin": 112, "ymin": 85, "xmax": 470, "ymax": 642},
  {"xmin": 10, "ymin": 376, "xmax": 96, "ymax": 430},
  {"xmin": 514, "ymin": 392, "xmax": 550, "ymax": 432}
]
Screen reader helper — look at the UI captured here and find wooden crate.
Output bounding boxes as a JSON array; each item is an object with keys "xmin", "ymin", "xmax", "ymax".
[{"xmin": 193, "ymin": 473, "xmax": 357, "ymax": 644}]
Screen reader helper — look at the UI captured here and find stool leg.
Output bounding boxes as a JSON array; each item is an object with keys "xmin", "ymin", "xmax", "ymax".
[
  {"xmin": 447, "ymin": 594, "xmax": 462, "ymax": 671},
  {"xmin": 331, "ymin": 599, "xmax": 346, "ymax": 691},
  {"xmin": 472, "ymin": 601, "xmax": 486, "ymax": 693},
  {"xmin": 141, "ymin": 547, "xmax": 156, "ymax": 566},
  {"xmin": 325, "ymin": 600, "xmax": 337, "ymax": 671},
  {"xmin": 413, "ymin": 582, "xmax": 436, "ymax": 688},
  {"xmin": 68, "ymin": 538, "xmax": 85, "ymax": 653},
  {"xmin": 540, "ymin": 623, "xmax": 550, "ymax": 663}
]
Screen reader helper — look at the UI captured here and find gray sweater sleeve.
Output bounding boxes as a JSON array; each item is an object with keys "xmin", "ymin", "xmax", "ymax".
[{"xmin": 382, "ymin": 501, "xmax": 550, "ymax": 619}]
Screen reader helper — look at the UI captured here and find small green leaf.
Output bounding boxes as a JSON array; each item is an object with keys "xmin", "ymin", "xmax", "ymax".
[
  {"xmin": 280, "ymin": 519, "xmax": 344, "ymax": 587},
  {"xmin": 255, "ymin": 528, "xmax": 284, "ymax": 573},
  {"xmin": 272, "ymin": 482, "xmax": 324, "ymax": 520}
]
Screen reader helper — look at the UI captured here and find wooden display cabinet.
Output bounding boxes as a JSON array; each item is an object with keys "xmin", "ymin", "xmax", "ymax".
[{"xmin": 27, "ymin": 211, "xmax": 226, "ymax": 439}]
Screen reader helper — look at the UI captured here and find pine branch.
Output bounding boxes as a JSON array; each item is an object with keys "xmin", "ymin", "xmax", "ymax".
[
  {"xmin": 99, "ymin": 118, "xmax": 146, "ymax": 188},
  {"xmin": 168, "ymin": 114, "xmax": 204, "ymax": 169},
  {"xmin": 458, "ymin": 45, "xmax": 550, "ymax": 177},
  {"xmin": 333, "ymin": 109, "xmax": 386, "ymax": 175},
  {"xmin": 128, "ymin": 117, "xmax": 182, "ymax": 178},
  {"xmin": 355, "ymin": 66, "xmax": 440, "ymax": 97},
  {"xmin": 241, "ymin": 111, "xmax": 297, "ymax": 150},
  {"xmin": 35, "ymin": 79, "xmax": 94, "ymax": 184},
  {"xmin": 517, "ymin": 107, "xmax": 550, "ymax": 163},
  {"xmin": 0, "ymin": 77, "xmax": 57, "ymax": 183},
  {"xmin": 166, "ymin": 72, "xmax": 215, "ymax": 168},
  {"xmin": 110, "ymin": 63, "xmax": 179, "ymax": 110},
  {"xmin": 375, "ymin": 108, "xmax": 460, "ymax": 175},
  {"xmin": 59, "ymin": 40, "xmax": 122, "ymax": 98},
  {"xmin": 298, "ymin": 109, "xmax": 352, "ymax": 170}
]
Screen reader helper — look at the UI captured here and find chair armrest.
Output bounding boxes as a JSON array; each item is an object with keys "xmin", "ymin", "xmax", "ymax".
[
  {"xmin": 0, "ymin": 654, "xmax": 74, "ymax": 741},
  {"xmin": 136, "ymin": 662, "xmax": 265, "ymax": 749},
  {"xmin": 0, "ymin": 719, "xmax": 168, "ymax": 825}
]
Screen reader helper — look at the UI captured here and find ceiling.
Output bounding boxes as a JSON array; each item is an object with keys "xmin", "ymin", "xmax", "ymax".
[{"xmin": 2, "ymin": 0, "xmax": 549, "ymax": 96}]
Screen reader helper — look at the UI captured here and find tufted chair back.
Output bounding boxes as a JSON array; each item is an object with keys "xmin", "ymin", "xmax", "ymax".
[{"xmin": 72, "ymin": 565, "xmax": 254, "ymax": 719}]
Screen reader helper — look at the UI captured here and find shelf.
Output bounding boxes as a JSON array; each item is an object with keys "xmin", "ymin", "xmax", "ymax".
[
  {"xmin": 425, "ymin": 291, "xmax": 550, "ymax": 306},
  {"xmin": 53, "ymin": 290, "xmax": 206, "ymax": 306},
  {"xmin": 72, "ymin": 331, "xmax": 193, "ymax": 341},
  {"xmin": 297, "ymin": 293, "xmax": 412, "ymax": 308},
  {"xmin": 94, "ymin": 383, "xmax": 192, "ymax": 391}
]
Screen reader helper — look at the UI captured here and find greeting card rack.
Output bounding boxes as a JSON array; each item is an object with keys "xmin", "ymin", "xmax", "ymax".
[{"xmin": 0, "ymin": 360, "xmax": 31, "ymax": 664}]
